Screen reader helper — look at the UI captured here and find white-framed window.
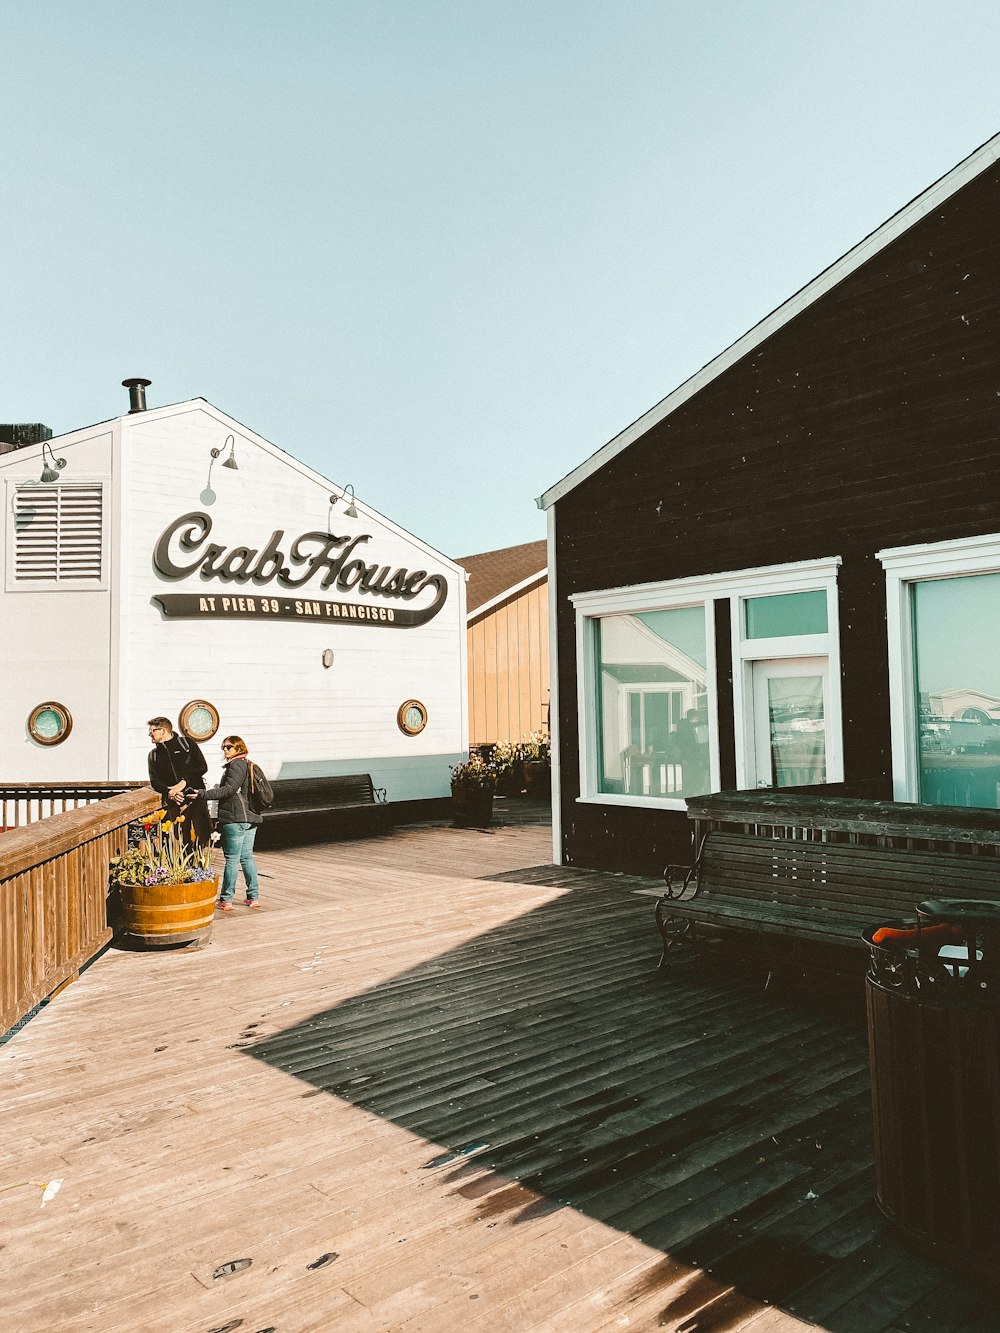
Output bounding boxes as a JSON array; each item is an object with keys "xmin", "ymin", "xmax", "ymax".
[
  {"xmin": 5, "ymin": 481, "xmax": 106, "ymax": 590},
  {"xmin": 880, "ymin": 533, "xmax": 1000, "ymax": 808},
  {"xmin": 571, "ymin": 557, "xmax": 842, "ymax": 810},
  {"xmin": 729, "ymin": 561, "xmax": 843, "ymax": 791},
  {"xmin": 573, "ymin": 578, "xmax": 718, "ymax": 810}
]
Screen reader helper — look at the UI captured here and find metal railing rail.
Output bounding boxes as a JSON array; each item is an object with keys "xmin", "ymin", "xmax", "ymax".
[{"xmin": 0, "ymin": 781, "xmax": 145, "ymax": 830}]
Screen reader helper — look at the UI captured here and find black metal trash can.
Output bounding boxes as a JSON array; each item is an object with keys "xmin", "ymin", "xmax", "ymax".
[{"xmin": 865, "ymin": 898, "xmax": 1000, "ymax": 1280}]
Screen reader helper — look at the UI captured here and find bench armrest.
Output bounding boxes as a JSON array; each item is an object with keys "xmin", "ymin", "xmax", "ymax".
[
  {"xmin": 662, "ymin": 834, "xmax": 706, "ymax": 900},
  {"xmin": 662, "ymin": 862, "xmax": 698, "ymax": 900}
]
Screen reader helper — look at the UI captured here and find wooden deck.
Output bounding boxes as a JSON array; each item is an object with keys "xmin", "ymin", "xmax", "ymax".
[{"xmin": 2, "ymin": 801, "xmax": 997, "ymax": 1332}]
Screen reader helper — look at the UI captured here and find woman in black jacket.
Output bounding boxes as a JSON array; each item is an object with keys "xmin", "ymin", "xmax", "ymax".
[{"xmin": 203, "ymin": 735, "xmax": 262, "ymax": 912}]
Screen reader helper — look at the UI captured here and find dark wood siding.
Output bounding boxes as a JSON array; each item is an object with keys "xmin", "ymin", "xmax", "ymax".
[{"xmin": 554, "ymin": 162, "xmax": 1000, "ymax": 875}]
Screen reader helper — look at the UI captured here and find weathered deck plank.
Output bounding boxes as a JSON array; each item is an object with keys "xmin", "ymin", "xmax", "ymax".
[{"xmin": 1, "ymin": 801, "xmax": 996, "ymax": 1331}]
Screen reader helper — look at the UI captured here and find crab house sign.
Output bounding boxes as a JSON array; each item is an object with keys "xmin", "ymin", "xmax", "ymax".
[{"xmin": 152, "ymin": 511, "xmax": 448, "ymax": 627}]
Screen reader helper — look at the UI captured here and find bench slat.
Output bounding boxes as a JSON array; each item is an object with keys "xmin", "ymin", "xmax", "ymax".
[
  {"xmin": 663, "ymin": 899, "xmax": 870, "ymax": 947},
  {"xmin": 265, "ymin": 774, "xmax": 388, "ymax": 821},
  {"xmin": 656, "ymin": 829, "xmax": 1000, "ymax": 970}
]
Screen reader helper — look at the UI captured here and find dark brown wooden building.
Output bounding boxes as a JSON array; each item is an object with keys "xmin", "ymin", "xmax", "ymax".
[{"xmin": 539, "ymin": 131, "xmax": 1000, "ymax": 875}]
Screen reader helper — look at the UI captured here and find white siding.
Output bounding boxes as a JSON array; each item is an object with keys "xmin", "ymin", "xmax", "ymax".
[
  {"xmin": 117, "ymin": 405, "xmax": 466, "ymax": 800},
  {"xmin": 0, "ymin": 430, "xmax": 116, "ymax": 780}
]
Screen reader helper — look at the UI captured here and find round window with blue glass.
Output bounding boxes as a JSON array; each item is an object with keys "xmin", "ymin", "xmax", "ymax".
[
  {"xmin": 179, "ymin": 700, "xmax": 220, "ymax": 742},
  {"xmin": 397, "ymin": 700, "xmax": 428, "ymax": 736},
  {"xmin": 28, "ymin": 702, "xmax": 73, "ymax": 746}
]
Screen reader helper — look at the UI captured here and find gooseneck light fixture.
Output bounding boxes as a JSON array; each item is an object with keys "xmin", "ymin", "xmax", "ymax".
[
  {"xmin": 213, "ymin": 434, "xmax": 239, "ymax": 471},
  {"xmin": 202, "ymin": 435, "xmax": 239, "ymax": 505},
  {"xmin": 330, "ymin": 484, "xmax": 358, "ymax": 519},
  {"xmin": 39, "ymin": 441, "xmax": 67, "ymax": 484}
]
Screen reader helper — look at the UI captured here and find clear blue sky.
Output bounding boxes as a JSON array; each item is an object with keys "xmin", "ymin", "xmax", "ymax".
[{"xmin": 3, "ymin": 1, "xmax": 998, "ymax": 558}]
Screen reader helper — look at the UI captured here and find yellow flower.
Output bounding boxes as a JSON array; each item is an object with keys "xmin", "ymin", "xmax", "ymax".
[
  {"xmin": 154, "ymin": 810, "xmax": 166, "ymax": 822},
  {"xmin": 161, "ymin": 821, "xmax": 173, "ymax": 832},
  {"xmin": 176, "ymin": 815, "xmax": 186, "ymax": 824}
]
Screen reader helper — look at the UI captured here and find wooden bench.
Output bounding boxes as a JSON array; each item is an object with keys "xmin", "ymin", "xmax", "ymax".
[
  {"xmin": 654, "ymin": 830, "xmax": 1000, "ymax": 971},
  {"xmin": 263, "ymin": 774, "xmax": 390, "ymax": 836}
]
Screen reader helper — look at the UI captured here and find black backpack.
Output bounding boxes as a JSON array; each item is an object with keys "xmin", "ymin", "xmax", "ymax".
[{"xmin": 247, "ymin": 762, "xmax": 274, "ymax": 814}]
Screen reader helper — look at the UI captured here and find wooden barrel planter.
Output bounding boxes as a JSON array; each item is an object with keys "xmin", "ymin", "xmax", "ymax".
[
  {"xmin": 117, "ymin": 876, "xmax": 218, "ymax": 948},
  {"xmin": 451, "ymin": 786, "xmax": 495, "ymax": 827},
  {"xmin": 496, "ymin": 762, "xmax": 525, "ymax": 796},
  {"xmin": 522, "ymin": 760, "xmax": 551, "ymax": 799}
]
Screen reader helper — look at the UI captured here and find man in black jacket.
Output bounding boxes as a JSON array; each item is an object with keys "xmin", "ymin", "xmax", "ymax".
[{"xmin": 147, "ymin": 716, "xmax": 213, "ymax": 847}]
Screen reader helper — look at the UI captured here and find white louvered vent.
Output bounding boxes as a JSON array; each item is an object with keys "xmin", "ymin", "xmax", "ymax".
[{"xmin": 13, "ymin": 484, "xmax": 104, "ymax": 583}]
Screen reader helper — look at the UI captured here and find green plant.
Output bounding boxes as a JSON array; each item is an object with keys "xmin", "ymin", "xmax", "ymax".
[
  {"xmin": 491, "ymin": 738, "xmax": 522, "ymax": 772},
  {"xmin": 450, "ymin": 753, "xmax": 498, "ymax": 792},
  {"xmin": 110, "ymin": 810, "xmax": 214, "ymax": 886},
  {"xmin": 520, "ymin": 729, "xmax": 550, "ymax": 763}
]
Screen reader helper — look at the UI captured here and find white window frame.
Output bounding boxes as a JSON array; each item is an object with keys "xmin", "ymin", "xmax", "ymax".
[
  {"xmin": 878, "ymin": 532, "xmax": 1000, "ymax": 802},
  {"xmin": 729, "ymin": 560, "xmax": 844, "ymax": 790},
  {"xmin": 571, "ymin": 557, "xmax": 842, "ymax": 811},
  {"xmin": 4, "ymin": 479, "xmax": 109, "ymax": 592},
  {"xmin": 573, "ymin": 576, "xmax": 719, "ymax": 811}
]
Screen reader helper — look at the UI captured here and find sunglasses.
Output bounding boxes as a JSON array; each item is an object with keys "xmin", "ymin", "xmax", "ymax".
[{"xmin": 221, "ymin": 743, "xmax": 236, "ymax": 751}]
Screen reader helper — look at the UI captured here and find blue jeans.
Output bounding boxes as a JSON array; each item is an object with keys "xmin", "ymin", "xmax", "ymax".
[{"xmin": 219, "ymin": 822, "xmax": 260, "ymax": 902}]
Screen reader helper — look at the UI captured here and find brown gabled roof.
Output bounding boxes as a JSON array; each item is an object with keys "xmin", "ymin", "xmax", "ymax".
[{"xmin": 454, "ymin": 539, "xmax": 547, "ymax": 616}]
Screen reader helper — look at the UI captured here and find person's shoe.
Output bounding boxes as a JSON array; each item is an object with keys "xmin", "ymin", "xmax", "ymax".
[
  {"xmin": 217, "ymin": 900, "xmax": 235, "ymax": 913},
  {"xmin": 244, "ymin": 898, "xmax": 261, "ymax": 910}
]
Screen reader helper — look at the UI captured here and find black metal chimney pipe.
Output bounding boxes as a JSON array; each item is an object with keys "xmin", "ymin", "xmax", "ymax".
[{"xmin": 122, "ymin": 377, "xmax": 151, "ymax": 413}]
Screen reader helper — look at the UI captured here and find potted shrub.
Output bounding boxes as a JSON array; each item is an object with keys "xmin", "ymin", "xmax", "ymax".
[
  {"xmin": 521, "ymin": 729, "xmax": 551, "ymax": 798},
  {"xmin": 109, "ymin": 811, "xmax": 218, "ymax": 948},
  {"xmin": 450, "ymin": 753, "xmax": 498, "ymax": 826},
  {"xmin": 492, "ymin": 739, "xmax": 525, "ymax": 796}
]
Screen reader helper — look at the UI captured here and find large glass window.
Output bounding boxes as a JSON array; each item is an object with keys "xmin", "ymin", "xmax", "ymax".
[
  {"xmin": 573, "ymin": 558, "xmax": 839, "ymax": 808},
  {"xmin": 595, "ymin": 606, "xmax": 710, "ymax": 799},
  {"xmin": 913, "ymin": 572, "xmax": 1000, "ymax": 809}
]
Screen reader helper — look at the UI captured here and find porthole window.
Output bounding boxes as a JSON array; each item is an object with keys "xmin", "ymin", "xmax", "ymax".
[
  {"xmin": 178, "ymin": 699, "xmax": 220, "ymax": 742},
  {"xmin": 28, "ymin": 701, "xmax": 73, "ymax": 746},
  {"xmin": 397, "ymin": 699, "xmax": 428, "ymax": 736}
]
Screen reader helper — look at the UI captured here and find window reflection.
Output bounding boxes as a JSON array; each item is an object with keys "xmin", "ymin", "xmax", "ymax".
[
  {"xmin": 914, "ymin": 573, "xmax": 1000, "ymax": 809},
  {"xmin": 595, "ymin": 608, "xmax": 710, "ymax": 799},
  {"xmin": 766, "ymin": 675, "xmax": 826, "ymax": 787}
]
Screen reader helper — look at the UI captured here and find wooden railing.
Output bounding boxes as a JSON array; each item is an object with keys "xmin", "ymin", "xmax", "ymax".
[
  {"xmin": 0, "ymin": 781, "xmax": 145, "ymax": 830},
  {"xmin": 0, "ymin": 785, "xmax": 161, "ymax": 1038}
]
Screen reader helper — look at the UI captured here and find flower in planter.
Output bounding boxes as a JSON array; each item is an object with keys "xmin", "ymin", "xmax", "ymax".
[
  {"xmin": 520, "ymin": 729, "xmax": 551, "ymax": 763},
  {"xmin": 490, "ymin": 738, "xmax": 528, "ymax": 794},
  {"xmin": 111, "ymin": 811, "xmax": 214, "ymax": 887},
  {"xmin": 450, "ymin": 753, "xmax": 499, "ymax": 792},
  {"xmin": 491, "ymin": 738, "xmax": 522, "ymax": 771}
]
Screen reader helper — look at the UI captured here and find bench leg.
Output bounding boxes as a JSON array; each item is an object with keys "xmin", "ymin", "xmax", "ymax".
[{"xmin": 654, "ymin": 897, "xmax": 694, "ymax": 969}]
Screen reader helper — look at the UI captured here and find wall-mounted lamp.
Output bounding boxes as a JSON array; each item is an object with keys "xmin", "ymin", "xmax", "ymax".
[
  {"xmin": 329, "ymin": 484, "xmax": 358, "ymax": 519},
  {"xmin": 202, "ymin": 435, "xmax": 239, "ymax": 505},
  {"xmin": 39, "ymin": 440, "xmax": 67, "ymax": 484},
  {"xmin": 322, "ymin": 649, "xmax": 334, "ymax": 669},
  {"xmin": 214, "ymin": 435, "xmax": 239, "ymax": 471}
]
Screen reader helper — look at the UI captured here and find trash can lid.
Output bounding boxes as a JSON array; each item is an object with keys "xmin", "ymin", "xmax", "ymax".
[{"xmin": 918, "ymin": 898, "xmax": 1000, "ymax": 926}]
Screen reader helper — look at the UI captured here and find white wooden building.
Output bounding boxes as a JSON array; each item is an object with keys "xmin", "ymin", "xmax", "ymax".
[{"xmin": 0, "ymin": 388, "xmax": 468, "ymax": 805}]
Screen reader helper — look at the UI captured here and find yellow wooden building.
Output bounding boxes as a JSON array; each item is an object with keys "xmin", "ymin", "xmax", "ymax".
[{"xmin": 455, "ymin": 540, "xmax": 548, "ymax": 749}]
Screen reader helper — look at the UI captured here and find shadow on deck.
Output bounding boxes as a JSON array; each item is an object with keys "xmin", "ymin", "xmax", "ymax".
[{"xmin": 246, "ymin": 850, "xmax": 997, "ymax": 1331}]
